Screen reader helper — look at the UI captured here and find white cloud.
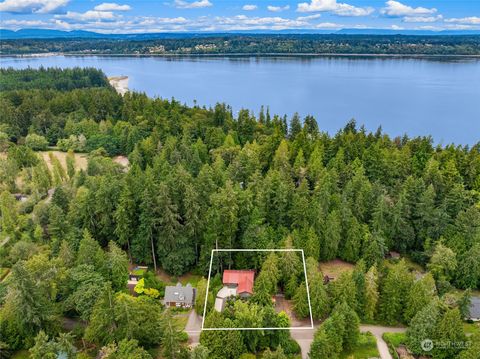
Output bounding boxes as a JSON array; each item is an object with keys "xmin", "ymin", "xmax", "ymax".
[
  {"xmin": 0, "ymin": 0, "xmax": 69, "ymax": 13},
  {"xmin": 173, "ymin": 0, "xmax": 212, "ymax": 9},
  {"xmin": 267, "ymin": 5, "xmax": 290, "ymax": 12},
  {"xmin": 296, "ymin": 13, "xmax": 321, "ymax": 20},
  {"xmin": 315, "ymin": 22, "xmax": 341, "ymax": 29},
  {"xmin": 381, "ymin": 1, "xmax": 436, "ymax": 17},
  {"xmin": 1, "ymin": 19, "xmax": 51, "ymax": 28},
  {"xmin": 242, "ymin": 4, "xmax": 257, "ymax": 11},
  {"xmin": 390, "ymin": 24, "xmax": 403, "ymax": 30},
  {"xmin": 403, "ymin": 15, "xmax": 442, "ymax": 23},
  {"xmin": 137, "ymin": 16, "xmax": 188, "ymax": 25},
  {"xmin": 297, "ymin": 0, "xmax": 374, "ymax": 17},
  {"xmin": 444, "ymin": 16, "xmax": 480, "ymax": 25},
  {"xmin": 94, "ymin": 3, "xmax": 131, "ymax": 11},
  {"xmin": 55, "ymin": 10, "xmax": 120, "ymax": 22}
]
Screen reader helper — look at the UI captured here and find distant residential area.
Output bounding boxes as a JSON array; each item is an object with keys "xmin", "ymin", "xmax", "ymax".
[{"xmin": 1, "ymin": 34, "xmax": 480, "ymax": 359}]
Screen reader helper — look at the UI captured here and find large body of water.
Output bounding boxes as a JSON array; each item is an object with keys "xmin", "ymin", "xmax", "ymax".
[{"xmin": 1, "ymin": 55, "xmax": 479, "ymax": 145}]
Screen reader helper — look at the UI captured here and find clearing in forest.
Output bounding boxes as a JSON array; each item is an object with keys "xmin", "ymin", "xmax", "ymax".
[{"xmin": 202, "ymin": 248, "xmax": 314, "ymax": 331}]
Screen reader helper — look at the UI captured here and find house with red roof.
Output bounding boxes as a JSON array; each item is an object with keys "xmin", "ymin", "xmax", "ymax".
[
  {"xmin": 223, "ymin": 270, "xmax": 255, "ymax": 296},
  {"xmin": 214, "ymin": 269, "xmax": 255, "ymax": 311}
]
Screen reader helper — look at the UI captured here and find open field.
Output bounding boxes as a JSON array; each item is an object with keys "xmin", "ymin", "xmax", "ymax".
[
  {"xmin": 39, "ymin": 150, "xmax": 129, "ymax": 170},
  {"xmin": 155, "ymin": 269, "xmax": 202, "ymax": 287},
  {"xmin": 38, "ymin": 150, "xmax": 88, "ymax": 171},
  {"xmin": 319, "ymin": 259, "xmax": 355, "ymax": 279}
]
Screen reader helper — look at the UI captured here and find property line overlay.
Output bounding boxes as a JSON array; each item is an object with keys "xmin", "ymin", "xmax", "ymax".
[{"xmin": 201, "ymin": 248, "xmax": 314, "ymax": 331}]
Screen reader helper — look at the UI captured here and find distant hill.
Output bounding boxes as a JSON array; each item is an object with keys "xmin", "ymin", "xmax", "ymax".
[
  {"xmin": 0, "ymin": 29, "xmax": 108, "ymax": 39},
  {"xmin": 336, "ymin": 28, "xmax": 480, "ymax": 36},
  {"xmin": 1, "ymin": 28, "xmax": 480, "ymax": 40}
]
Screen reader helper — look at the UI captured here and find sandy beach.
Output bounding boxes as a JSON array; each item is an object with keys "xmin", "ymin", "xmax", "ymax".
[{"xmin": 108, "ymin": 75, "xmax": 129, "ymax": 95}]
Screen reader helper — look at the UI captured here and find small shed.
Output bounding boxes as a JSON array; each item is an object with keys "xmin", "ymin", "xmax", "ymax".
[
  {"xmin": 323, "ymin": 275, "xmax": 334, "ymax": 284},
  {"xmin": 164, "ymin": 283, "xmax": 196, "ymax": 308},
  {"xmin": 386, "ymin": 251, "xmax": 401, "ymax": 259}
]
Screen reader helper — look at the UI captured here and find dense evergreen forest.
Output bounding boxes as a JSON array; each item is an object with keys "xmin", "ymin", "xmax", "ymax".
[
  {"xmin": 1, "ymin": 34, "xmax": 480, "ymax": 55},
  {"xmin": 0, "ymin": 67, "xmax": 479, "ymax": 358}
]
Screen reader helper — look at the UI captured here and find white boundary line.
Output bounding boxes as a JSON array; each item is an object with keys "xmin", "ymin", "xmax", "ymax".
[{"xmin": 201, "ymin": 248, "xmax": 314, "ymax": 331}]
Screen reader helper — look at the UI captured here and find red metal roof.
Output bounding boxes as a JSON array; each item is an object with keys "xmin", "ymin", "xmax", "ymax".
[{"xmin": 222, "ymin": 270, "xmax": 255, "ymax": 294}]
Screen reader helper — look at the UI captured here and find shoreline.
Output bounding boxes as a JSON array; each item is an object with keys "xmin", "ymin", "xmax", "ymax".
[
  {"xmin": 2, "ymin": 52, "xmax": 480, "ymax": 59},
  {"xmin": 108, "ymin": 75, "xmax": 129, "ymax": 96}
]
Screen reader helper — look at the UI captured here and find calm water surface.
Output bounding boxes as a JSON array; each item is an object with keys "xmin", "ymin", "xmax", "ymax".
[{"xmin": 1, "ymin": 55, "xmax": 479, "ymax": 145}]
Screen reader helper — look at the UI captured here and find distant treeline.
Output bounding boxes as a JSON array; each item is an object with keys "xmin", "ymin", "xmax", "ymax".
[
  {"xmin": 1, "ymin": 34, "xmax": 480, "ymax": 55},
  {"xmin": 0, "ymin": 67, "xmax": 110, "ymax": 91}
]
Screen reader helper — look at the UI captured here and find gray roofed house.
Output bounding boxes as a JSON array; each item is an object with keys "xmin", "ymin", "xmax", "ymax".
[
  {"xmin": 468, "ymin": 297, "xmax": 480, "ymax": 321},
  {"xmin": 164, "ymin": 283, "xmax": 196, "ymax": 308}
]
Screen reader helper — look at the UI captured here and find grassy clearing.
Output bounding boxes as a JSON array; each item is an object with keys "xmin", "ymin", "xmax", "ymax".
[
  {"xmin": 464, "ymin": 322, "xmax": 480, "ymax": 336},
  {"xmin": 173, "ymin": 314, "xmax": 189, "ymax": 330},
  {"xmin": 340, "ymin": 332, "xmax": 380, "ymax": 359},
  {"xmin": 156, "ymin": 269, "xmax": 202, "ymax": 288},
  {"xmin": 383, "ymin": 332, "xmax": 407, "ymax": 348},
  {"xmin": 38, "ymin": 150, "xmax": 88, "ymax": 171},
  {"xmin": 319, "ymin": 259, "xmax": 355, "ymax": 279},
  {"xmin": 0, "ymin": 267, "xmax": 10, "ymax": 282},
  {"xmin": 11, "ymin": 350, "xmax": 29, "ymax": 359}
]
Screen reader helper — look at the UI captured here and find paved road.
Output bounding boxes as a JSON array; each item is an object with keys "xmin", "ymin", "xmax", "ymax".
[
  {"xmin": 290, "ymin": 325, "xmax": 406, "ymax": 359},
  {"xmin": 185, "ymin": 310, "xmax": 202, "ymax": 347},
  {"xmin": 361, "ymin": 324, "xmax": 406, "ymax": 359},
  {"xmin": 185, "ymin": 312, "xmax": 404, "ymax": 359},
  {"xmin": 290, "ymin": 328, "xmax": 315, "ymax": 359}
]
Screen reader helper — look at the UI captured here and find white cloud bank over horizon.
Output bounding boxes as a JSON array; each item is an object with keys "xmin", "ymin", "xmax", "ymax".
[
  {"xmin": 297, "ymin": 0, "xmax": 374, "ymax": 17},
  {"xmin": 0, "ymin": 0, "xmax": 69, "ymax": 14}
]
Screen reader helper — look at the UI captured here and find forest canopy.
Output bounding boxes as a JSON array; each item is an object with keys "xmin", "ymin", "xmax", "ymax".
[
  {"xmin": 0, "ymin": 67, "xmax": 479, "ymax": 359},
  {"xmin": 1, "ymin": 34, "xmax": 480, "ymax": 55}
]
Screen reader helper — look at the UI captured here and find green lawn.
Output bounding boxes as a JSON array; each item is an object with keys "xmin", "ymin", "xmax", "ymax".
[
  {"xmin": 340, "ymin": 333, "xmax": 380, "ymax": 359},
  {"xmin": 173, "ymin": 313, "xmax": 189, "ymax": 330},
  {"xmin": 464, "ymin": 322, "xmax": 480, "ymax": 336},
  {"xmin": 0, "ymin": 267, "xmax": 10, "ymax": 282},
  {"xmin": 131, "ymin": 268, "xmax": 147, "ymax": 276},
  {"xmin": 11, "ymin": 350, "xmax": 29, "ymax": 359},
  {"xmin": 383, "ymin": 332, "xmax": 407, "ymax": 348}
]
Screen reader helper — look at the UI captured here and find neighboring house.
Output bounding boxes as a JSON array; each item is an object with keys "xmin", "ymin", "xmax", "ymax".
[
  {"xmin": 164, "ymin": 283, "xmax": 196, "ymax": 308},
  {"xmin": 215, "ymin": 270, "xmax": 255, "ymax": 312},
  {"xmin": 127, "ymin": 266, "xmax": 148, "ymax": 294},
  {"xmin": 468, "ymin": 297, "xmax": 480, "ymax": 321}
]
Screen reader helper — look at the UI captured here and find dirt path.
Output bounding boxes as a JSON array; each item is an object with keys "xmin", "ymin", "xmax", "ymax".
[{"xmin": 0, "ymin": 236, "xmax": 10, "ymax": 247}]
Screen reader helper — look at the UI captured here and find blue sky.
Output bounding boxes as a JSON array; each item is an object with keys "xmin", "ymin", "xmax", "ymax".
[{"xmin": 0, "ymin": 0, "xmax": 479, "ymax": 33}]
